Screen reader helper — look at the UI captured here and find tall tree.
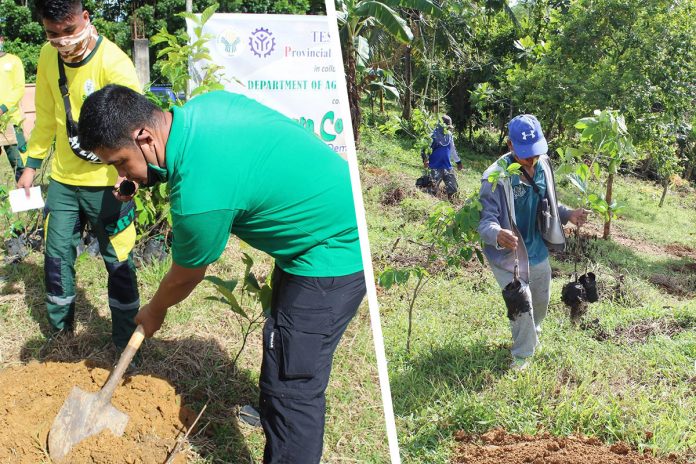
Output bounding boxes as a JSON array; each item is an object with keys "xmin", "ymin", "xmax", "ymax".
[{"xmin": 336, "ymin": 0, "xmax": 414, "ymax": 143}]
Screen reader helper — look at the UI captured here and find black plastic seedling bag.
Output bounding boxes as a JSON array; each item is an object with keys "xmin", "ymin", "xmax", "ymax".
[
  {"xmin": 561, "ymin": 280, "xmax": 586, "ymax": 307},
  {"xmin": 579, "ymin": 272, "xmax": 598, "ymax": 303},
  {"xmin": 502, "ymin": 278, "xmax": 532, "ymax": 320}
]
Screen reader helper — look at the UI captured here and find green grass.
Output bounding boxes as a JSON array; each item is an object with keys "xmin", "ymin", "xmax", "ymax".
[
  {"xmin": 0, "ymin": 161, "xmax": 388, "ymax": 462},
  {"xmin": 358, "ymin": 126, "xmax": 696, "ymax": 463}
]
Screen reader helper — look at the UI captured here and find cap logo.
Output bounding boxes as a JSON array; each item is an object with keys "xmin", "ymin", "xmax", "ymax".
[{"xmin": 521, "ymin": 129, "xmax": 536, "ymax": 141}]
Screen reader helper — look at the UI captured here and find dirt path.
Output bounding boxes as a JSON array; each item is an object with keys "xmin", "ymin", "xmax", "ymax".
[
  {"xmin": 579, "ymin": 221, "xmax": 696, "ymax": 261},
  {"xmin": 0, "ymin": 361, "xmax": 194, "ymax": 464},
  {"xmin": 454, "ymin": 429, "xmax": 683, "ymax": 464}
]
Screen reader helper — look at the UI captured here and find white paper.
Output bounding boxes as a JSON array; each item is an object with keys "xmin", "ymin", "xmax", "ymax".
[{"xmin": 9, "ymin": 187, "xmax": 44, "ymax": 213}]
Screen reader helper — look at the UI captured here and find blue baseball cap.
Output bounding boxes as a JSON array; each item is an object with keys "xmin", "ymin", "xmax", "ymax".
[{"xmin": 508, "ymin": 114, "xmax": 548, "ymax": 159}]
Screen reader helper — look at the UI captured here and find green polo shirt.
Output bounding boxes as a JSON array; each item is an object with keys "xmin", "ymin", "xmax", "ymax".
[{"xmin": 165, "ymin": 91, "xmax": 363, "ymax": 277}]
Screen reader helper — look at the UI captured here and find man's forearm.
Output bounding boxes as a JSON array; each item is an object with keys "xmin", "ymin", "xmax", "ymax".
[{"xmin": 148, "ymin": 265, "xmax": 205, "ymax": 314}]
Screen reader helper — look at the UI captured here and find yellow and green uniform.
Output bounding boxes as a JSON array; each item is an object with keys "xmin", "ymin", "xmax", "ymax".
[
  {"xmin": 0, "ymin": 52, "xmax": 27, "ymax": 180},
  {"xmin": 23, "ymin": 36, "xmax": 141, "ymax": 184},
  {"xmin": 0, "ymin": 52, "xmax": 24, "ymax": 125},
  {"xmin": 27, "ymin": 37, "xmax": 142, "ymax": 347}
]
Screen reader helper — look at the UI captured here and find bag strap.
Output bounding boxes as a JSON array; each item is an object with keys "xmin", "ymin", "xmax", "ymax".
[
  {"xmin": 500, "ymin": 180, "xmax": 520, "ymax": 282},
  {"xmin": 520, "ymin": 166, "xmax": 541, "ymax": 196},
  {"xmin": 57, "ymin": 57, "xmax": 102, "ymax": 164},
  {"xmin": 57, "ymin": 58, "xmax": 75, "ymax": 130}
]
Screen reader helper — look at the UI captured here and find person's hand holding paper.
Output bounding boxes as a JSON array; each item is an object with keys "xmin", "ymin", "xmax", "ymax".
[{"xmin": 9, "ymin": 186, "xmax": 44, "ymax": 213}]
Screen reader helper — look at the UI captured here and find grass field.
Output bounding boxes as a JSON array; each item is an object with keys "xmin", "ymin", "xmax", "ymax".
[
  {"xmin": 0, "ymin": 158, "xmax": 389, "ymax": 463},
  {"xmin": 358, "ymin": 126, "xmax": 696, "ymax": 464}
]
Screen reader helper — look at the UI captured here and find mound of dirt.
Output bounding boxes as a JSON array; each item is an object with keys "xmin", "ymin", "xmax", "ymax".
[
  {"xmin": 664, "ymin": 244, "xmax": 696, "ymax": 260},
  {"xmin": 614, "ymin": 318, "xmax": 689, "ymax": 344},
  {"xmin": 381, "ymin": 185, "xmax": 407, "ymax": 206},
  {"xmin": 454, "ymin": 429, "xmax": 681, "ymax": 464},
  {"xmin": 0, "ymin": 361, "xmax": 194, "ymax": 464},
  {"xmin": 649, "ymin": 273, "xmax": 696, "ymax": 298}
]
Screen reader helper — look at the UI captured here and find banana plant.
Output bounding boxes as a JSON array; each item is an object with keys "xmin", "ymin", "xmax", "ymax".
[{"xmin": 336, "ymin": 0, "xmax": 441, "ymax": 143}]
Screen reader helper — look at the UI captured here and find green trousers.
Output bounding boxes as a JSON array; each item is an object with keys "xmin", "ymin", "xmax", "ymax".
[
  {"xmin": 2, "ymin": 125, "xmax": 26, "ymax": 182},
  {"xmin": 44, "ymin": 179, "xmax": 140, "ymax": 348}
]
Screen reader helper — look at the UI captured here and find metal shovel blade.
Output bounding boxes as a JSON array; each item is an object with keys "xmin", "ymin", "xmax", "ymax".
[
  {"xmin": 48, "ymin": 386, "xmax": 128, "ymax": 461},
  {"xmin": 48, "ymin": 325, "xmax": 145, "ymax": 462}
]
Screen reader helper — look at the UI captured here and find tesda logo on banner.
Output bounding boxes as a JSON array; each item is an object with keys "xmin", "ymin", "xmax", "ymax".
[{"xmin": 249, "ymin": 27, "xmax": 276, "ymax": 58}]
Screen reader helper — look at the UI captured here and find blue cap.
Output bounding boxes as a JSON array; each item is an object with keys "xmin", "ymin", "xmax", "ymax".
[{"xmin": 508, "ymin": 114, "xmax": 548, "ymax": 159}]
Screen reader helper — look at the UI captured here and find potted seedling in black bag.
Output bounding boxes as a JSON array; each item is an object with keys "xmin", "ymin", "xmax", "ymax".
[
  {"xmin": 503, "ymin": 261, "xmax": 533, "ymax": 321},
  {"xmin": 561, "ymin": 228, "xmax": 600, "ymax": 324}
]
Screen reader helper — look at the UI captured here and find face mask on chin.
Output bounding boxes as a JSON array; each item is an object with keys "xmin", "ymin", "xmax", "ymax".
[
  {"xmin": 142, "ymin": 162, "xmax": 168, "ymax": 187},
  {"xmin": 136, "ymin": 130, "xmax": 168, "ymax": 187},
  {"xmin": 48, "ymin": 18, "xmax": 97, "ymax": 63}
]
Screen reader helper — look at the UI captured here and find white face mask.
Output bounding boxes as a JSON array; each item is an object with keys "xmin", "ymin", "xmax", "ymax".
[{"xmin": 48, "ymin": 18, "xmax": 98, "ymax": 63}]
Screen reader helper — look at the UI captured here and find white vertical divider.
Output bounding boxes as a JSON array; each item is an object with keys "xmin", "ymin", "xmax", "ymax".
[{"xmin": 323, "ymin": 2, "xmax": 402, "ymax": 463}]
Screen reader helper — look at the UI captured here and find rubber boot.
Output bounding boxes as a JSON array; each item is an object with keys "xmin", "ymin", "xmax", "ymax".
[{"xmin": 111, "ymin": 308, "xmax": 138, "ymax": 350}]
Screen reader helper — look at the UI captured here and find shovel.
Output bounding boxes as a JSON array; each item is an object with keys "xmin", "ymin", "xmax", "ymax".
[{"xmin": 48, "ymin": 325, "xmax": 145, "ymax": 462}]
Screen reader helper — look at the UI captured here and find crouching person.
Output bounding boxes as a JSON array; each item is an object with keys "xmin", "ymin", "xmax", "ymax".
[
  {"xmin": 478, "ymin": 114, "xmax": 587, "ymax": 371},
  {"xmin": 78, "ymin": 85, "xmax": 367, "ymax": 464}
]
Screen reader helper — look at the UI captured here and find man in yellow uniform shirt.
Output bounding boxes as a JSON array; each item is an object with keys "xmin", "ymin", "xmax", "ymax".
[
  {"xmin": 0, "ymin": 34, "xmax": 27, "ymax": 181},
  {"xmin": 17, "ymin": 0, "xmax": 142, "ymax": 351}
]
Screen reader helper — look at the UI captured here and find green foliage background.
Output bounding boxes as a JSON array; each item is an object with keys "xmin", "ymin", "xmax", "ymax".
[
  {"xmin": 339, "ymin": 0, "xmax": 695, "ymax": 186},
  {"xmin": 0, "ymin": 0, "xmax": 325, "ymax": 82}
]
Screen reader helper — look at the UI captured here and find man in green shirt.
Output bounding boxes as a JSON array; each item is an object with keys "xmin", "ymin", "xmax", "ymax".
[{"xmin": 78, "ymin": 84, "xmax": 366, "ymax": 464}]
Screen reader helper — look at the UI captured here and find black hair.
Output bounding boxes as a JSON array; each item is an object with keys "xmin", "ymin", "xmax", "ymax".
[
  {"xmin": 78, "ymin": 84, "xmax": 162, "ymax": 151},
  {"xmin": 36, "ymin": 0, "xmax": 84, "ymax": 22}
]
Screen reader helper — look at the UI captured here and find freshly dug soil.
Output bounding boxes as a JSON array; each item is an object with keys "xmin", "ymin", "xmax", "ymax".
[
  {"xmin": 454, "ymin": 429, "xmax": 682, "ymax": 464},
  {"xmin": 0, "ymin": 361, "xmax": 194, "ymax": 464}
]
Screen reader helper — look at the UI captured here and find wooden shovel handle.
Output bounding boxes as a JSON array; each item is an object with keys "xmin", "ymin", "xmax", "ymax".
[{"xmin": 100, "ymin": 325, "xmax": 145, "ymax": 401}]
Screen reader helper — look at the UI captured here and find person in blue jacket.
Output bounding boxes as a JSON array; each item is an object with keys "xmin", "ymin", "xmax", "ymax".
[{"xmin": 421, "ymin": 115, "xmax": 462, "ymax": 200}]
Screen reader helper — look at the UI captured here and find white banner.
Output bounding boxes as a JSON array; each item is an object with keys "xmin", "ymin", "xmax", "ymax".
[{"xmin": 187, "ymin": 13, "xmax": 347, "ymax": 156}]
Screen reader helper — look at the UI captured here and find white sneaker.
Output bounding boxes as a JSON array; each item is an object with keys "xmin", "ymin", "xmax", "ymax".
[{"xmin": 510, "ymin": 357, "xmax": 530, "ymax": 371}]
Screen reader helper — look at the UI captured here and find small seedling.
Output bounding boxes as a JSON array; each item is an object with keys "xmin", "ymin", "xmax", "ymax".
[{"xmin": 204, "ymin": 252, "xmax": 271, "ymax": 366}]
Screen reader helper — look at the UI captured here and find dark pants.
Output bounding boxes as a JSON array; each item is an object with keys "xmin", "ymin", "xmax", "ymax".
[
  {"xmin": 259, "ymin": 267, "xmax": 366, "ymax": 464},
  {"xmin": 2, "ymin": 125, "xmax": 27, "ymax": 182},
  {"xmin": 429, "ymin": 167, "xmax": 458, "ymax": 197},
  {"xmin": 43, "ymin": 179, "xmax": 140, "ymax": 348}
]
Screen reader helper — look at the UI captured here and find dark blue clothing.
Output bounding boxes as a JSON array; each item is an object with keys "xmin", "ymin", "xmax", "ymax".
[
  {"xmin": 260, "ymin": 266, "xmax": 366, "ymax": 464},
  {"xmin": 509, "ymin": 155, "xmax": 548, "ymax": 265},
  {"xmin": 428, "ymin": 125, "xmax": 460, "ymax": 169}
]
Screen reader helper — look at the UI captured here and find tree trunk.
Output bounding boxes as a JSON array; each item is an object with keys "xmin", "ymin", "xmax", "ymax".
[
  {"xmin": 346, "ymin": 49, "xmax": 361, "ymax": 145},
  {"xmin": 380, "ymin": 91, "xmax": 385, "ymax": 113},
  {"xmin": 402, "ymin": 45, "xmax": 412, "ymax": 121},
  {"xmin": 684, "ymin": 160, "xmax": 694, "ymax": 181},
  {"xmin": 369, "ymin": 94, "xmax": 374, "ymax": 125},
  {"xmin": 658, "ymin": 179, "xmax": 669, "ymax": 207},
  {"xmin": 603, "ymin": 173, "xmax": 614, "ymax": 239},
  {"xmin": 498, "ymin": 125, "xmax": 507, "ymax": 154}
]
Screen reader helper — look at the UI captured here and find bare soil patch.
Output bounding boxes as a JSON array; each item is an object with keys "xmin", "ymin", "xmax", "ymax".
[
  {"xmin": 0, "ymin": 361, "xmax": 194, "ymax": 464},
  {"xmin": 664, "ymin": 244, "xmax": 696, "ymax": 260},
  {"xmin": 577, "ymin": 221, "xmax": 696, "ymax": 263},
  {"xmin": 453, "ymin": 428, "xmax": 682, "ymax": 464},
  {"xmin": 580, "ymin": 317, "xmax": 692, "ymax": 344},
  {"xmin": 648, "ymin": 273, "xmax": 696, "ymax": 297},
  {"xmin": 614, "ymin": 318, "xmax": 689, "ymax": 344},
  {"xmin": 381, "ymin": 185, "xmax": 407, "ymax": 206}
]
